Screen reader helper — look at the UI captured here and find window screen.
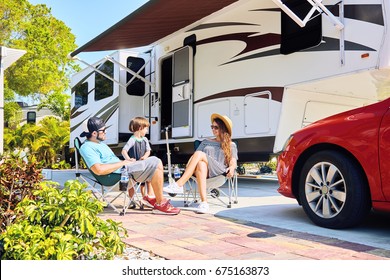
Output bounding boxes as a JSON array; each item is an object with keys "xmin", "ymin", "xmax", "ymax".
[
  {"xmin": 27, "ymin": 111, "xmax": 36, "ymax": 124},
  {"xmin": 126, "ymin": 56, "xmax": 146, "ymax": 96},
  {"xmin": 95, "ymin": 61, "xmax": 114, "ymax": 101},
  {"xmin": 173, "ymin": 48, "xmax": 190, "ymax": 86},
  {"xmin": 73, "ymin": 82, "xmax": 88, "ymax": 109},
  {"xmin": 280, "ymin": 0, "xmax": 322, "ymax": 55},
  {"xmin": 173, "ymin": 100, "xmax": 189, "ymax": 127}
]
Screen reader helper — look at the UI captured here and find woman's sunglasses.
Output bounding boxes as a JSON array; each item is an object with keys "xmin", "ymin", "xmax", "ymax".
[{"xmin": 210, "ymin": 125, "xmax": 219, "ymax": 130}]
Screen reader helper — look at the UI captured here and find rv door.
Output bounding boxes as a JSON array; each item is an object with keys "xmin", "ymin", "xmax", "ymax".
[{"xmin": 171, "ymin": 46, "xmax": 194, "ymax": 138}]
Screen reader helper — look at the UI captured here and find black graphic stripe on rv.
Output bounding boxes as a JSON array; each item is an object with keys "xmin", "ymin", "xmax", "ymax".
[
  {"xmin": 197, "ymin": 32, "xmax": 280, "ymax": 57},
  {"xmin": 251, "ymin": 4, "xmax": 384, "ymax": 26},
  {"xmin": 70, "ymin": 108, "xmax": 87, "ymax": 119},
  {"xmin": 94, "ymin": 97, "xmax": 119, "ymax": 118},
  {"xmin": 99, "ymin": 104, "xmax": 119, "ymax": 126},
  {"xmin": 194, "ymin": 87, "xmax": 284, "ymax": 104},
  {"xmin": 70, "ymin": 115, "xmax": 91, "ymax": 133},
  {"xmin": 188, "ymin": 22, "xmax": 260, "ymax": 32},
  {"xmin": 224, "ymin": 36, "xmax": 376, "ymax": 65},
  {"xmin": 70, "ymin": 97, "xmax": 119, "ymax": 133}
]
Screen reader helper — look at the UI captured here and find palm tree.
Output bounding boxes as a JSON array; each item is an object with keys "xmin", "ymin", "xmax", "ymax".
[{"xmin": 3, "ymin": 116, "xmax": 70, "ymax": 168}]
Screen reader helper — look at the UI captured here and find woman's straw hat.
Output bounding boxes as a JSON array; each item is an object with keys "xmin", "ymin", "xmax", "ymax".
[{"xmin": 211, "ymin": 113, "xmax": 233, "ymax": 136}]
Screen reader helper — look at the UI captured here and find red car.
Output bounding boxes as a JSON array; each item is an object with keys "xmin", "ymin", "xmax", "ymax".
[{"xmin": 277, "ymin": 98, "xmax": 390, "ymax": 229}]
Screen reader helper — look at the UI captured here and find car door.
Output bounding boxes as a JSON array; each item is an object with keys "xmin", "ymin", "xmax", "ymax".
[{"xmin": 379, "ymin": 107, "xmax": 390, "ymax": 201}]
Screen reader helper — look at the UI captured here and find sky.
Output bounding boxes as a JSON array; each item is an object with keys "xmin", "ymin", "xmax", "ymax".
[{"xmin": 29, "ymin": 0, "xmax": 149, "ymax": 64}]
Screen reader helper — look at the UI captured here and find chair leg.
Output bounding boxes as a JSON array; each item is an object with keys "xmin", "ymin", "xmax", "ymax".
[
  {"xmin": 184, "ymin": 178, "xmax": 197, "ymax": 207},
  {"xmin": 184, "ymin": 175, "xmax": 238, "ymax": 210},
  {"xmin": 104, "ymin": 191, "xmax": 123, "ymax": 214},
  {"xmin": 231, "ymin": 174, "xmax": 238, "ymax": 204},
  {"xmin": 119, "ymin": 191, "xmax": 131, "ymax": 216},
  {"xmin": 209, "ymin": 188, "xmax": 230, "ymax": 208},
  {"xmin": 126, "ymin": 182, "xmax": 144, "ymax": 211}
]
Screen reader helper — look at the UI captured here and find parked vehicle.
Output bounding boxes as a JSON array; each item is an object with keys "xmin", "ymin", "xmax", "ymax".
[
  {"xmin": 277, "ymin": 98, "xmax": 390, "ymax": 228},
  {"xmin": 69, "ymin": 0, "xmax": 390, "ymax": 163}
]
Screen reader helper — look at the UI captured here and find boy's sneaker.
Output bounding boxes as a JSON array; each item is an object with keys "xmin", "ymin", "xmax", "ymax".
[
  {"xmin": 196, "ymin": 202, "xmax": 209, "ymax": 214},
  {"xmin": 163, "ymin": 181, "xmax": 184, "ymax": 194},
  {"xmin": 152, "ymin": 200, "xmax": 180, "ymax": 215},
  {"xmin": 141, "ymin": 195, "xmax": 156, "ymax": 208},
  {"xmin": 128, "ymin": 201, "xmax": 137, "ymax": 209}
]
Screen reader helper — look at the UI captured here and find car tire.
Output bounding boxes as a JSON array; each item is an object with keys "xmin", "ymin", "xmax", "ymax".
[{"xmin": 298, "ymin": 150, "xmax": 371, "ymax": 229}]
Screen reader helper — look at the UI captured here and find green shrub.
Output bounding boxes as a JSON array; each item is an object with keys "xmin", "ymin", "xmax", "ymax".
[
  {"xmin": 1, "ymin": 180, "xmax": 128, "ymax": 260},
  {"xmin": 0, "ymin": 152, "xmax": 43, "ymax": 232},
  {"xmin": 267, "ymin": 157, "xmax": 277, "ymax": 171},
  {"xmin": 51, "ymin": 159, "xmax": 71, "ymax": 169}
]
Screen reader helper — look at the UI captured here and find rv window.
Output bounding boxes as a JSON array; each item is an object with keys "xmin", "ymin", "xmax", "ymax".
[
  {"xmin": 173, "ymin": 48, "xmax": 190, "ymax": 86},
  {"xmin": 173, "ymin": 99, "xmax": 189, "ymax": 127},
  {"xmin": 73, "ymin": 82, "xmax": 88, "ymax": 109},
  {"xmin": 280, "ymin": 0, "xmax": 322, "ymax": 55},
  {"xmin": 95, "ymin": 61, "xmax": 114, "ymax": 101},
  {"xmin": 126, "ymin": 57, "xmax": 146, "ymax": 96},
  {"xmin": 27, "ymin": 111, "xmax": 36, "ymax": 124}
]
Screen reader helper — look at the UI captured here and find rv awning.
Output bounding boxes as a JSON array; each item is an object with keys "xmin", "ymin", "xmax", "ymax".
[{"xmin": 70, "ymin": 0, "xmax": 239, "ymax": 57}]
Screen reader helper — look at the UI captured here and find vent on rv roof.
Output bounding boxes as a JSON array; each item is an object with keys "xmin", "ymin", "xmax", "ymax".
[{"xmin": 280, "ymin": 0, "xmax": 322, "ymax": 55}]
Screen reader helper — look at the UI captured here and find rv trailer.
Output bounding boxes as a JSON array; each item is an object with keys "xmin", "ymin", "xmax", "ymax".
[{"xmin": 69, "ymin": 0, "xmax": 390, "ymax": 163}]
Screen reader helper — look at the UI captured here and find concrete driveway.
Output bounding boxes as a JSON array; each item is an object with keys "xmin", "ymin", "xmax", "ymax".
[{"xmin": 170, "ymin": 178, "xmax": 390, "ymax": 252}]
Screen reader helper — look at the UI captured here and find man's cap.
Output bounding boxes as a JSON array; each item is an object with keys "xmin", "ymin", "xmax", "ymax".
[
  {"xmin": 80, "ymin": 117, "xmax": 106, "ymax": 137},
  {"xmin": 211, "ymin": 113, "xmax": 233, "ymax": 136}
]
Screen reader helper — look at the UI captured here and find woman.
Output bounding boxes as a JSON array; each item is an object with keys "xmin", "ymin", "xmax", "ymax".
[{"xmin": 163, "ymin": 113, "xmax": 238, "ymax": 213}]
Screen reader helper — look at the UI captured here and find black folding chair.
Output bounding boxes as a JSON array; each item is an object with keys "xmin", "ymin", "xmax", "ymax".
[{"xmin": 74, "ymin": 137, "xmax": 141, "ymax": 215}]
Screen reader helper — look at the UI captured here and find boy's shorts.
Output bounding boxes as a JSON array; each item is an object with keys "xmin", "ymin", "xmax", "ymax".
[{"xmin": 126, "ymin": 156, "xmax": 161, "ymax": 182}]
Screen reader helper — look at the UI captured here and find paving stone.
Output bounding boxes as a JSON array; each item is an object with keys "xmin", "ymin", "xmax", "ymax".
[{"xmin": 100, "ymin": 204, "xmax": 390, "ymax": 260}]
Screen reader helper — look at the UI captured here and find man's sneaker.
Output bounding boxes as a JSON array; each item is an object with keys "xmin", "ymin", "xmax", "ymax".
[
  {"xmin": 141, "ymin": 195, "xmax": 156, "ymax": 208},
  {"xmin": 196, "ymin": 202, "xmax": 209, "ymax": 214},
  {"xmin": 163, "ymin": 181, "xmax": 184, "ymax": 194},
  {"xmin": 152, "ymin": 200, "xmax": 180, "ymax": 215}
]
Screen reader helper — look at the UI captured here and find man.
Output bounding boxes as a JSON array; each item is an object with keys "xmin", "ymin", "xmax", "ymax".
[{"xmin": 79, "ymin": 116, "xmax": 180, "ymax": 215}]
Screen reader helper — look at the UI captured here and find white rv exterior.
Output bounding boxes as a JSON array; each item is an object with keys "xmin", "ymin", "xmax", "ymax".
[{"xmin": 70, "ymin": 0, "xmax": 390, "ymax": 163}]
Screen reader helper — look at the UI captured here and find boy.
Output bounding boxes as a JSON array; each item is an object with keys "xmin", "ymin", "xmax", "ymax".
[{"xmin": 122, "ymin": 117, "xmax": 155, "ymax": 208}]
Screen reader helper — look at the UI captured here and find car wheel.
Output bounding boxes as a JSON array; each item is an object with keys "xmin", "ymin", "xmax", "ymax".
[{"xmin": 298, "ymin": 150, "xmax": 371, "ymax": 229}]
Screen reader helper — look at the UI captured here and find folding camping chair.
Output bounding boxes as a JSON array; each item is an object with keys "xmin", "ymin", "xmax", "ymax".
[
  {"xmin": 74, "ymin": 137, "xmax": 142, "ymax": 215},
  {"xmin": 184, "ymin": 171, "xmax": 238, "ymax": 208},
  {"xmin": 183, "ymin": 140, "xmax": 239, "ymax": 209}
]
